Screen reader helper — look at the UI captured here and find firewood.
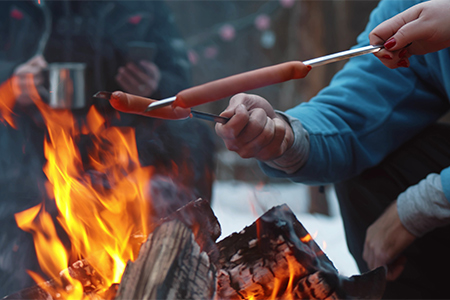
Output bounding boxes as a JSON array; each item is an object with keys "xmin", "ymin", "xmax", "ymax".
[
  {"xmin": 1, "ymin": 259, "xmax": 106, "ymax": 300},
  {"xmin": 115, "ymin": 219, "xmax": 216, "ymax": 300},
  {"xmin": 215, "ymin": 204, "xmax": 386, "ymax": 300},
  {"xmin": 159, "ymin": 198, "xmax": 221, "ymax": 262},
  {"xmin": 4, "ymin": 201, "xmax": 385, "ymax": 300},
  {"xmin": 2, "ymin": 198, "xmax": 220, "ymax": 300}
]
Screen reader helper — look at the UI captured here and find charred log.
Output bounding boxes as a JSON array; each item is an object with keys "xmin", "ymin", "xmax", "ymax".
[
  {"xmin": 1, "ymin": 284, "xmax": 50, "ymax": 300},
  {"xmin": 115, "ymin": 219, "xmax": 216, "ymax": 300},
  {"xmin": 215, "ymin": 204, "xmax": 386, "ymax": 300},
  {"xmin": 3, "ymin": 202, "xmax": 385, "ymax": 300},
  {"xmin": 159, "ymin": 198, "xmax": 221, "ymax": 262},
  {"xmin": 1, "ymin": 259, "xmax": 107, "ymax": 300}
]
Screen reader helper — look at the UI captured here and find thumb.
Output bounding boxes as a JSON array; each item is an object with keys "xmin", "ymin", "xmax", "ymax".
[
  {"xmin": 30, "ymin": 55, "xmax": 48, "ymax": 69},
  {"xmin": 221, "ymin": 93, "xmax": 248, "ymax": 117},
  {"xmin": 386, "ymin": 256, "xmax": 407, "ymax": 281},
  {"xmin": 370, "ymin": 5, "xmax": 422, "ymax": 50}
]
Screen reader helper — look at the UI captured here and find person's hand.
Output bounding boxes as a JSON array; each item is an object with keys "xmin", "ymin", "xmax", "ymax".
[
  {"xmin": 12, "ymin": 55, "xmax": 48, "ymax": 106},
  {"xmin": 369, "ymin": 0, "xmax": 450, "ymax": 69},
  {"xmin": 215, "ymin": 93, "xmax": 294, "ymax": 161},
  {"xmin": 363, "ymin": 201, "xmax": 416, "ymax": 281},
  {"xmin": 115, "ymin": 60, "xmax": 161, "ymax": 97}
]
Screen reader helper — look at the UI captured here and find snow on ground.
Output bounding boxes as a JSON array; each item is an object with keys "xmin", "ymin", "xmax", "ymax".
[{"xmin": 211, "ymin": 180, "xmax": 359, "ymax": 277}]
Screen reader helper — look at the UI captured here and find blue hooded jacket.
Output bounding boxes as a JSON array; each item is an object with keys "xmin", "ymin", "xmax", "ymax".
[{"xmin": 262, "ymin": 0, "xmax": 450, "ymax": 201}]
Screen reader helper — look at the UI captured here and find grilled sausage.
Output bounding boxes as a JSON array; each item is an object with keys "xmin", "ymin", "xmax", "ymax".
[
  {"xmin": 109, "ymin": 91, "xmax": 191, "ymax": 120},
  {"xmin": 108, "ymin": 61, "xmax": 311, "ymax": 118},
  {"xmin": 173, "ymin": 61, "xmax": 311, "ymax": 108}
]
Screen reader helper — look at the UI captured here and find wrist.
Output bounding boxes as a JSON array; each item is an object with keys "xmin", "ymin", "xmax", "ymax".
[
  {"xmin": 397, "ymin": 173, "xmax": 450, "ymax": 237},
  {"xmin": 279, "ymin": 113, "xmax": 295, "ymax": 152},
  {"xmin": 263, "ymin": 112, "xmax": 310, "ymax": 174}
]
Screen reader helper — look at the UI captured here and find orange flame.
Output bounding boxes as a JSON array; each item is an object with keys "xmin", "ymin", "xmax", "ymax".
[
  {"xmin": 269, "ymin": 277, "xmax": 281, "ymax": 300},
  {"xmin": 40, "ymin": 104, "xmax": 154, "ymax": 286},
  {"xmin": 284, "ymin": 255, "xmax": 296, "ymax": 300},
  {"xmin": 0, "ymin": 77, "xmax": 20, "ymax": 128},
  {"xmin": 15, "ymin": 204, "xmax": 84, "ymax": 299},
  {"xmin": 8, "ymin": 76, "xmax": 155, "ymax": 297},
  {"xmin": 300, "ymin": 233, "xmax": 312, "ymax": 243}
]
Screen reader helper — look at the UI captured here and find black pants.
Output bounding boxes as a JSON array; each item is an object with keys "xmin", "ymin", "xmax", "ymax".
[{"xmin": 335, "ymin": 123, "xmax": 450, "ymax": 299}]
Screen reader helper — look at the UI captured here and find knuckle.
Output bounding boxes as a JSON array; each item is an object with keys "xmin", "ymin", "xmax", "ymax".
[
  {"xmin": 224, "ymin": 141, "xmax": 239, "ymax": 152},
  {"xmin": 272, "ymin": 147, "xmax": 284, "ymax": 159},
  {"xmin": 250, "ymin": 108, "xmax": 268, "ymax": 122},
  {"xmin": 229, "ymin": 93, "xmax": 249, "ymax": 105},
  {"xmin": 395, "ymin": 28, "xmax": 409, "ymax": 44},
  {"xmin": 260, "ymin": 125, "xmax": 275, "ymax": 143},
  {"xmin": 218, "ymin": 127, "xmax": 237, "ymax": 140},
  {"xmin": 237, "ymin": 148, "xmax": 254, "ymax": 159}
]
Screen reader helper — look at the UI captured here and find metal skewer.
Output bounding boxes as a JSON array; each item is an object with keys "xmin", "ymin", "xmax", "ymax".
[
  {"xmin": 190, "ymin": 110, "xmax": 229, "ymax": 124},
  {"xmin": 145, "ymin": 44, "xmax": 383, "ymax": 112},
  {"xmin": 143, "ymin": 96, "xmax": 176, "ymax": 111},
  {"xmin": 302, "ymin": 44, "xmax": 382, "ymax": 67}
]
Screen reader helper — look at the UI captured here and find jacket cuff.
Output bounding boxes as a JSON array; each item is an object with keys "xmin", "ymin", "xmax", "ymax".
[
  {"xmin": 397, "ymin": 173, "xmax": 450, "ymax": 237},
  {"xmin": 262, "ymin": 111, "xmax": 310, "ymax": 174}
]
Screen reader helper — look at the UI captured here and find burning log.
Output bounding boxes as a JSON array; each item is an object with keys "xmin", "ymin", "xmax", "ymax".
[
  {"xmin": 4, "ymin": 201, "xmax": 386, "ymax": 300},
  {"xmin": 115, "ymin": 198, "xmax": 220, "ymax": 300},
  {"xmin": 158, "ymin": 198, "xmax": 221, "ymax": 262},
  {"xmin": 2, "ymin": 198, "xmax": 220, "ymax": 300},
  {"xmin": 215, "ymin": 204, "xmax": 386, "ymax": 300},
  {"xmin": 1, "ymin": 259, "xmax": 109, "ymax": 300},
  {"xmin": 115, "ymin": 220, "xmax": 216, "ymax": 300}
]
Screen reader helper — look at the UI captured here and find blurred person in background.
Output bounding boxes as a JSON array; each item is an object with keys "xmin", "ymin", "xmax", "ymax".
[
  {"xmin": 215, "ymin": 0, "xmax": 450, "ymax": 298},
  {"xmin": 0, "ymin": 0, "xmax": 215, "ymax": 296}
]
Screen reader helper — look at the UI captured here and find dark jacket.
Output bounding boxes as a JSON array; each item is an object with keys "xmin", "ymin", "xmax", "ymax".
[{"xmin": 0, "ymin": 0, "xmax": 191, "ymax": 102}]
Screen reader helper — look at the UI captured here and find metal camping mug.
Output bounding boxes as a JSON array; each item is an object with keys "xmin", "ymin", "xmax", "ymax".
[{"xmin": 47, "ymin": 62, "xmax": 87, "ymax": 109}]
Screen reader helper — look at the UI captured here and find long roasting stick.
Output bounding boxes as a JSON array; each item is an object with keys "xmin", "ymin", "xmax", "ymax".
[{"xmin": 145, "ymin": 45, "xmax": 383, "ymax": 111}]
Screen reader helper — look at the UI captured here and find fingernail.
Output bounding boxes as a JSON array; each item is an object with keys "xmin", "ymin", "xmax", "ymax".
[
  {"xmin": 382, "ymin": 55, "xmax": 392, "ymax": 60},
  {"xmin": 384, "ymin": 37, "xmax": 396, "ymax": 50},
  {"xmin": 397, "ymin": 59, "xmax": 409, "ymax": 68},
  {"xmin": 112, "ymin": 90, "xmax": 123, "ymax": 97},
  {"xmin": 399, "ymin": 48, "xmax": 408, "ymax": 58},
  {"xmin": 110, "ymin": 91, "xmax": 122, "ymax": 104},
  {"xmin": 306, "ymin": 65, "xmax": 312, "ymax": 71}
]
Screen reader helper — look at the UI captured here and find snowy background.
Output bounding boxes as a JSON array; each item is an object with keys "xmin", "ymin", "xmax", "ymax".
[{"xmin": 210, "ymin": 180, "xmax": 360, "ymax": 277}]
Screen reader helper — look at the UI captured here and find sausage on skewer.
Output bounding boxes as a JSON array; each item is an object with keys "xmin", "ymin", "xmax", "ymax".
[
  {"xmin": 106, "ymin": 45, "xmax": 382, "ymax": 116},
  {"xmin": 108, "ymin": 91, "xmax": 191, "ymax": 120},
  {"xmin": 174, "ymin": 61, "xmax": 311, "ymax": 108},
  {"xmin": 105, "ymin": 61, "xmax": 311, "ymax": 119}
]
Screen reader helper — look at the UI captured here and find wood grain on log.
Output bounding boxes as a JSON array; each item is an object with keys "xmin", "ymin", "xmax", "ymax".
[{"xmin": 115, "ymin": 220, "xmax": 216, "ymax": 300}]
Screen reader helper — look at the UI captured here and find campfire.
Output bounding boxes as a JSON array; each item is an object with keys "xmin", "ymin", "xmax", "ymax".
[
  {"xmin": 6, "ymin": 200, "xmax": 386, "ymax": 300},
  {"xmin": 1, "ymin": 81, "xmax": 386, "ymax": 300}
]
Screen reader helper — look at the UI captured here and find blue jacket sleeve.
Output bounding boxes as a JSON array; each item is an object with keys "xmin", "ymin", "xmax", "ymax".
[
  {"xmin": 441, "ymin": 167, "xmax": 450, "ymax": 202},
  {"xmin": 262, "ymin": 0, "xmax": 450, "ymax": 185}
]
